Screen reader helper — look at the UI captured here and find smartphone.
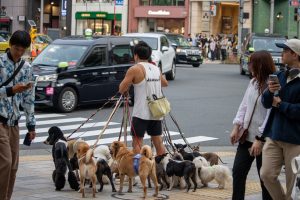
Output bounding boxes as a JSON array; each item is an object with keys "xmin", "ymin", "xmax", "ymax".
[
  {"xmin": 269, "ymin": 74, "xmax": 279, "ymax": 83},
  {"xmin": 23, "ymin": 132, "xmax": 32, "ymax": 146}
]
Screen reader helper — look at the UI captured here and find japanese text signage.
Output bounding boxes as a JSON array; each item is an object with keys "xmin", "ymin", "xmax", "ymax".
[
  {"xmin": 116, "ymin": 0, "xmax": 124, "ymax": 6},
  {"xmin": 61, "ymin": 0, "xmax": 67, "ymax": 16}
]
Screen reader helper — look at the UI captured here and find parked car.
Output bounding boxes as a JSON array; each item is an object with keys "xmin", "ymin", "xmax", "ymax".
[
  {"xmin": 123, "ymin": 33, "xmax": 176, "ymax": 80},
  {"xmin": 164, "ymin": 33, "xmax": 203, "ymax": 67},
  {"xmin": 240, "ymin": 33, "xmax": 286, "ymax": 77},
  {"xmin": 0, "ymin": 30, "xmax": 11, "ymax": 41},
  {"xmin": 31, "ymin": 36, "xmax": 135, "ymax": 112},
  {"xmin": 0, "ymin": 35, "xmax": 9, "ymax": 53}
]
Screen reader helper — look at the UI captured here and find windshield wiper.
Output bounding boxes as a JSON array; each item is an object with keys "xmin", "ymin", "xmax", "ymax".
[{"xmin": 32, "ymin": 63, "xmax": 56, "ymax": 67}]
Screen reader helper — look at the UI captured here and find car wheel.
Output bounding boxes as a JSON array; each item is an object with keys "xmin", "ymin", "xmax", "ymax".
[
  {"xmin": 55, "ymin": 87, "xmax": 78, "ymax": 113},
  {"xmin": 166, "ymin": 61, "xmax": 176, "ymax": 80},
  {"xmin": 192, "ymin": 63, "xmax": 200, "ymax": 67}
]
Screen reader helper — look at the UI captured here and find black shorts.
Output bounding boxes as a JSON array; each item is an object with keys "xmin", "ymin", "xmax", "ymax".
[{"xmin": 131, "ymin": 117, "xmax": 162, "ymax": 138}]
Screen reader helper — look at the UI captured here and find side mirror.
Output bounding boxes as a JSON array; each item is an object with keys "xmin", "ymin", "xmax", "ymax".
[
  {"xmin": 162, "ymin": 46, "xmax": 169, "ymax": 52},
  {"xmin": 57, "ymin": 62, "xmax": 68, "ymax": 73},
  {"xmin": 171, "ymin": 43, "xmax": 177, "ymax": 49}
]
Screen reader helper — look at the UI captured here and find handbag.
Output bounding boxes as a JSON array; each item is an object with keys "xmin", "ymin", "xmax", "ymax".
[
  {"xmin": 147, "ymin": 94, "xmax": 171, "ymax": 119},
  {"xmin": 140, "ymin": 63, "xmax": 171, "ymax": 119},
  {"xmin": 238, "ymin": 94, "xmax": 260, "ymax": 144}
]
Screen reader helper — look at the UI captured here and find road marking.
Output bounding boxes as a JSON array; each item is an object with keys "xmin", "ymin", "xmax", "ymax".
[
  {"xmin": 171, "ymin": 136, "xmax": 218, "ymax": 144},
  {"xmin": 19, "ymin": 121, "xmax": 120, "ymax": 135},
  {"xmin": 20, "ymin": 114, "xmax": 65, "ymax": 120},
  {"xmin": 19, "ymin": 118, "xmax": 89, "ymax": 127}
]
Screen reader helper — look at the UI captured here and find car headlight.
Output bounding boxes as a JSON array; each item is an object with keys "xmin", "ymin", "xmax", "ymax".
[
  {"xmin": 37, "ymin": 74, "xmax": 57, "ymax": 82},
  {"xmin": 176, "ymin": 48, "xmax": 186, "ymax": 53}
]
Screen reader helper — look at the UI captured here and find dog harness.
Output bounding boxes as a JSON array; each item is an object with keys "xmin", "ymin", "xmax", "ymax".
[{"xmin": 133, "ymin": 154, "xmax": 141, "ymax": 174}]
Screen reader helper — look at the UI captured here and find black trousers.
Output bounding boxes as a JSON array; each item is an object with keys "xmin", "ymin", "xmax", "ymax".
[{"xmin": 232, "ymin": 141, "xmax": 272, "ymax": 200}]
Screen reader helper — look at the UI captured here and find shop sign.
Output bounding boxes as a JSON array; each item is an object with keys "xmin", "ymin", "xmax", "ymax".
[
  {"xmin": 76, "ymin": 12, "xmax": 107, "ymax": 19},
  {"xmin": 116, "ymin": 0, "xmax": 124, "ymax": 6},
  {"xmin": 61, "ymin": 0, "xmax": 67, "ymax": 16},
  {"xmin": 148, "ymin": 10, "xmax": 170, "ymax": 16}
]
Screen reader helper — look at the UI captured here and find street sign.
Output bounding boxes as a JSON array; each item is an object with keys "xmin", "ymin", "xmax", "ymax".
[
  {"xmin": 116, "ymin": 0, "xmax": 124, "ymax": 6},
  {"xmin": 61, "ymin": 0, "xmax": 67, "ymax": 16}
]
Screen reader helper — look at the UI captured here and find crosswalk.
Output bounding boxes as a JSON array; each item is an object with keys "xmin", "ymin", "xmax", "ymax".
[{"xmin": 19, "ymin": 113, "xmax": 218, "ymax": 146}]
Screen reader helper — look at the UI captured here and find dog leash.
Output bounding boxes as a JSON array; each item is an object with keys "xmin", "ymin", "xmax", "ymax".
[
  {"xmin": 91, "ymin": 95, "xmax": 123, "ymax": 150},
  {"xmin": 66, "ymin": 93, "xmax": 120, "ymax": 140}
]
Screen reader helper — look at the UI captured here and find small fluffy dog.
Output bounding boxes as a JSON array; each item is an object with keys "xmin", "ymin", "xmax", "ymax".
[
  {"xmin": 76, "ymin": 141, "xmax": 97, "ymax": 198},
  {"xmin": 110, "ymin": 141, "xmax": 158, "ymax": 198},
  {"xmin": 194, "ymin": 157, "xmax": 232, "ymax": 189},
  {"xmin": 44, "ymin": 126, "xmax": 79, "ymax": 191},
  {"xmin": 174, "ymin": 143, "xmax": 201, "ymax": 161},
  {"xmin": 155, "ymin": 153, "xmax": 197, "ymax": 192}
]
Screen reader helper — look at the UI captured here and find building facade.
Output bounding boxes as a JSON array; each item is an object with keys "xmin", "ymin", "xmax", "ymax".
[
  {"xmin": 128, "ymin": 0, "xmax": 190, "ymax": 36},
  {"xmin": 0, "ymin": 0, "xmax": 28, "ymax": 33},
  {"xmin": 190, "ymin": 0, "xmax": 252, "ymax": 37},
  {"xmin": 71, "ymin": 0, "xmax": 128, "ymax": 36}
]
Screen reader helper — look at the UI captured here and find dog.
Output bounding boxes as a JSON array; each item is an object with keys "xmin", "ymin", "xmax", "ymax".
[
  {"xmin": 174, "ymin": 143, "xmax": 201, "ymax": 161},
  {"xmin": 93, "ymin": 145, "xmax": 116, "ymax": 192},
  {"xmin": 139, "ymin": 145, "xmax": 159, "ymax": 198},
  {"xmin": 76, "ymin": 141, "xmax": 97, "ymax": 198},
  {"xmin": 192, "ymin": 145, "xmax": 226, "ymax": 166},
  {"xmin": 110, "ymin": 141, "xmax": 158, "ymax": 198},
  {"xmin": 194, "ymin": 157, "xmax": 232, "ymax": 189},
  {"xmin": 155, "ymin": 153, "xmax": 197, "ymax": 192},
  {"xmin": 44, "ymin": 126, "xmax": 79, "ymax": 191}
]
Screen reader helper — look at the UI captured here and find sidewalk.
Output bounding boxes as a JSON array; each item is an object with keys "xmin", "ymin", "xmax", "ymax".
[{"xmin": 12, "ymin": 146, "xmax": 283, "ymax": 200}]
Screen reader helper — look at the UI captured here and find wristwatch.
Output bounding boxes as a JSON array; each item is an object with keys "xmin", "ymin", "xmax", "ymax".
[{"xmin": 255, "ymin": 135, "xmax": 266, "ymax": 142}]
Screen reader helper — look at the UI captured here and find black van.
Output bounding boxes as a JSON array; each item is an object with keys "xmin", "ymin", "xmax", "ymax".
[{"xmin": 31, "ymin": 36, "xmax": 135, "ymax": 112}]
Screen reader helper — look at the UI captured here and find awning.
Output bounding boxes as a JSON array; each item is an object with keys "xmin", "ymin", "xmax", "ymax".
[{"xmin": 0, "ymin": 18, "xmax": 11, "ymax": 23}]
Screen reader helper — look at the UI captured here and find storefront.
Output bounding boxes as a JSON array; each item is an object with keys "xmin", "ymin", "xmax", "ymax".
[
  {"xmin": 128, "ymin": 0, "xmax": 189, "ymax": 36},
  {"xmin": 75, "ymin": 11, "xmax": 122, "ymax": 36},
  {"xmin": 0, "ymin": 17, "xmax": 12, "ymax": 32}
]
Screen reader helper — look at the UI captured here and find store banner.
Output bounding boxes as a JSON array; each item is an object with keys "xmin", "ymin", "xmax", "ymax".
[
  {"xmin": 116, "ymin": 0, "xmax": 124, "ymax": 6},
  {"xmin": 61, "ymin": 0, "xmax": 67, "ymax": 16}
]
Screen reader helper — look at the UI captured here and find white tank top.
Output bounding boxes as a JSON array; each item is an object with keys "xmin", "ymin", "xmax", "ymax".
[{"xmin": 132, "ymin": 62, "xmax": 163, "ymax": 120}]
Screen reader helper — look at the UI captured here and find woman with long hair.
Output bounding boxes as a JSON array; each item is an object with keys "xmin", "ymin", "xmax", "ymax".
[{"xmin": 230, "ymin": 50, "xmax": 275, "ymax": 200}]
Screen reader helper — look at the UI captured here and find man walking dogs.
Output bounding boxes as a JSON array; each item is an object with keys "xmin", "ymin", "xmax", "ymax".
[
  {"xmin": 119, "ymin": 41, "xmax": 168, "ymax": 155},
  {"xmin": 260, "ymin": 39, "xmax": 300, "ymax": 200},
  {"xmin": 0, "ymin": 30, "xmax": 36, "ymax": 200}
]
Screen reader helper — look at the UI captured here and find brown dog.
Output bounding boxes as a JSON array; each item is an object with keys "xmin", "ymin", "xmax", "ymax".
[
  {"xmin": 77, "ymin": 141, "xmax": 97, "ymax": 198},
  {"xmin": 110, "ymin": 141, "xmax": 159, "ymax": 198},
  {"xmin": 192, "ymin": 145, "xmax": 226, "ymax": 166},
  {"xmin": 139, "ymin": 145, "xmax": 159, "ymax": 198}
]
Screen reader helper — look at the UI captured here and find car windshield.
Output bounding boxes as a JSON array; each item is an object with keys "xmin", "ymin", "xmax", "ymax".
[
  {"xmin": 0, "ymin": 32, "xmax": 10, "ymax": 40},
  {"xmin": 134, "ymin": 37, "xmax": 158, "ymax": 50},
  {"xmin": 0, "ymin": 36, "xmax": 6, "ymax": 42},
  {"xmin": 35, "ymin": 35, "xmax": 53, "ymax": 44},
  {"xmin": 167, "ymin": 35, "xmax": 191, "ymax": 47},
  {"xmin": 32, "ymin": 44, "xmax": 88, "ymax": 67},
  {"xmin": 251, "ymin": 37, "xmax": 286, "ymax": 52}
]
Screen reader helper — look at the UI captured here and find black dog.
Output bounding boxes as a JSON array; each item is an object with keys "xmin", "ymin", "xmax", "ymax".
[
  {"xmin": 155, "ymin": 153, "xmax": 197, "ymax": 192},
  {"xmin": 174, "ymin": 143, "xmax": 201, "ymax": 161},
  {"xmin": 44, "ymin": 126, "xmax": 79, "ymax": 191},
  {"xmin": 96, "ymin": 159, "xmax": 116, "ymax": 192}
]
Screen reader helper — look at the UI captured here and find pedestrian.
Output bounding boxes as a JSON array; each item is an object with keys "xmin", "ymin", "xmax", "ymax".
[
  {"xmin": 0, "ymin": 30, "xmax": 36, "ymax": 200},
  {"xmin": 260, "ymin": 39, "xmax": 300, "ymax": 200},
  {"xmin": 119, "ymin": 41, "xmax": 168, "ymax": 155},
  {"xmin": 230, "ymin": 50, "xmax": 275, "ymax": 200},
  {"xmin": 221, "ymin": 35, "xmax": 228, "ymax": 62},
  {"xmin": 209, "ymin": 38, "xmax": 216, "ymax": 61}
]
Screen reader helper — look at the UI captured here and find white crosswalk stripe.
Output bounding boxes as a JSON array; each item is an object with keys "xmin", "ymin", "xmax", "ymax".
[{"xmin": 19, "ymin": 113, "xmax": 218, "ymax": 146}]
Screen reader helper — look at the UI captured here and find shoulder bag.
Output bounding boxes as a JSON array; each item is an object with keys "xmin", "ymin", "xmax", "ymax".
[
  {"xmin": 0, "ymin": 60, "xmax": 25, "ymax": 88},
  {"xmin": 238, "ymin": 94, "xmax": 260, "ymax": 144},
  {"xmin": 141, "ymin": 64, "xmax": 171, "ymax": 119}
]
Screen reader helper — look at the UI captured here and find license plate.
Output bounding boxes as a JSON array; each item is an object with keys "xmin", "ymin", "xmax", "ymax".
[{"xmin": 191, "ymin": 57, "xmax": 197, "ymax": 61}]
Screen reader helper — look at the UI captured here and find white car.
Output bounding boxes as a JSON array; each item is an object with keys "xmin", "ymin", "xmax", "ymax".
[{"xmin": 123, "ymin": 33, "xmax": 176, "ymax": 80}]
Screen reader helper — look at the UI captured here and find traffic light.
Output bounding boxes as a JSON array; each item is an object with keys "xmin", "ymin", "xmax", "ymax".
[
  {"xmin": 30, "ymin": 28, "xmax": 37, "ymax": 41},
  {"xmin": 210, "ymin": 4, "xmax": 216, "ymax": 16}
]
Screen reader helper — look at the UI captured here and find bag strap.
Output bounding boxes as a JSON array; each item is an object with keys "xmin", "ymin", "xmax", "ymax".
[
  {"xmin": 0, "ymin": 60, "xmax": 25, "ymax": 88},
  {"xmin": 246, "ymin": 94, "xmax": 260, "ymax": 129}
]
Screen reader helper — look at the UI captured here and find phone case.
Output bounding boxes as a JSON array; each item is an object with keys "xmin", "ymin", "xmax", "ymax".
[{"xmin": 23, "ymin": 132, "xmax": 31, "ymax": 146}]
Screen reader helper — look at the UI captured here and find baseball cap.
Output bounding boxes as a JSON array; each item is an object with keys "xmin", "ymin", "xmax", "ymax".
[{"xmin": 276, "ymin": 39, "xmax": 300, "ymax": 56}]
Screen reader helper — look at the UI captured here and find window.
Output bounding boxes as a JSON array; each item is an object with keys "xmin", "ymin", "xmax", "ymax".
[
  {"xmin": 83, "ymin": 47, "xmax": 106, "ymax": 67},
  {"xmin": 160, "ymin": 36, "xmax": 169, "ymax": 50},
  {"xmin": 111, "ymin": 45, "xmax": 134, "ymax": 65}
]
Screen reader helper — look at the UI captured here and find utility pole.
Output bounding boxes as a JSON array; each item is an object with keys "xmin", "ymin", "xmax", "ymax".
[
  {"xmin": 237, "ymin": 0, "xmax": 244, "ymax": 55},
  {"xmin": 270, "ymin": 0, "xmax": 274, "ymax": 33},
  {"xmin": 40, "ymin": 0, "xmax": 44, "ymax": 33}
]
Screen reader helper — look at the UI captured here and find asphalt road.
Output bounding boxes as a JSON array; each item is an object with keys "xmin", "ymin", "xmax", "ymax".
[{"xmin": 23, "ymin": 63, "xmax": 250, "ymax": 149}]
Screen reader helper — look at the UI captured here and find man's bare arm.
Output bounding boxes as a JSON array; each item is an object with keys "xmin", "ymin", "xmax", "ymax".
[
  {"xmin": 119, "ymin": 67, "xmax": 135, "ymax": 94},
  {"xmin": 161, "ymin": 74, "xmax": 168, "ymax": 87}
]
